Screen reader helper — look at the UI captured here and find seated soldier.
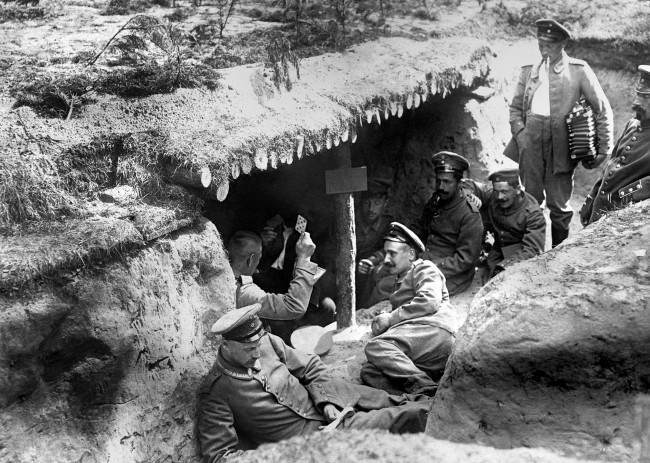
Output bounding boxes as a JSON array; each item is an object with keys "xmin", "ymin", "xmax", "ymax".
[
  {"xmin": 251, "ymin": 215, "xmax": 336, "ymax": 343},
  {"xmin": 463, "ymin": 168, "xmax": 546, "ymax": 281},
  {"xmin": 355, "ymin": 177, "xmax": 395, "ymax": 308},
  {"xmin": 361, "ymin": 223, "xmax": 462, "ymax": 396},
  {"xmin": 227, "ymin": 230, "xmax": 331, "ymax": 340},
  {"xmin": 413, "ymin": 151, "xmax": 484, "ymax": 295},
  {"xmin": 197, "ymin": 304, "xmax": 430, "ymax": 463}
]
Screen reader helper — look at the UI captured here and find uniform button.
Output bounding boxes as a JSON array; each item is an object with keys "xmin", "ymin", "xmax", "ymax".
[
  {"xmin": 621, "ymin": 156, "xmax": 626, "ymax": 161},
  {"xmin": 639, "ymin": 127, "xmax": 643, "ymax": 132},
  {"xmin": 632, "ymin": 136, "xmax": 637, "ymax": 141},
  {"xmin": 608, "ymin": 171, "xmax": 613, "ymax": 177},
  {"xmin": 625, "ymin": 146, "xmax": 631, "ymax": 150},
  {"xmin": 604, "ymin": 181, "xmax": 608, "ymax": 186},
  {"xmin": 616, "ymin": 164, "xmax": 621, "ymax": 169}
]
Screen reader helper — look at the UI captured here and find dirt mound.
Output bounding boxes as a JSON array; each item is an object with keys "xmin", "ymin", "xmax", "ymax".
[
  {"xmin": 226, "ymin": 428, "xmax": 605, "ymax": 463},
  {"xmin": 427, "ymin": 200, "xmax": 650, "ymax": 462},
  {"xmin": 0, "ymin": 218, "xmax": 234, "ymax": 462}
]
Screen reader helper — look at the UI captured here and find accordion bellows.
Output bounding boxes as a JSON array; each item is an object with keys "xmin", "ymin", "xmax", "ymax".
[{"xmin": 566, "ymin": 98, "xmax": 598, "ymax": 162}]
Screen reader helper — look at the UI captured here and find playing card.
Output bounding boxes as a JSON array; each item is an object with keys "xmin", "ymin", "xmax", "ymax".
[{"xmin": 295, "ymin": 214, "xmax": 307, "ymax": 234}]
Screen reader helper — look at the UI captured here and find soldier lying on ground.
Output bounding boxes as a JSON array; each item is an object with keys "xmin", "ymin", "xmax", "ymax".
[
  {"xmin": 228, "ymin": 230, "xmax": 333, "ymax": 341},
  {"xmin": 197, "ymin": 304, "xmax": 430, "ymax": 463},
  {"xmin": 360, "ymin": 222, "xmax": 462, "ymax": 396},
  {"xmin": 462, "ymin": 168, "xmax": 546, "ymax": 282},
  {"xmin": 412, "ymin": 151, "xmax": 484, "ymax": 296},
  {"xmin": 580, "ymin": 64, "xmax": 650, "ymax": 225}
]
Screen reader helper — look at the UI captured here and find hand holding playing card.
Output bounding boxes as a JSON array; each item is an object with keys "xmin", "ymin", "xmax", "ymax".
[{"xmin": 295, "ymin": 231, "xmax": 316, "ymax": 259}]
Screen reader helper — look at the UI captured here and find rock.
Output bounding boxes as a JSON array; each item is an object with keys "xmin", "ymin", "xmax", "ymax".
[
  {"xmin": 366, "ymin": 12, "xmax": 385, "ymax": 26},
  {"xmin": 470, "ymin": 86, "xmax": 496, "ymax": 101},
  {"xmin": 427, "ymin": 201, "xmax": 650, "ymax": 462},
  {"xmin": 226, "ymin": 428, "xmax": 606, "ymax": 463},
  {"xmin": 98, "ymin": 185, "xmax": 138, "ymax": 205},
  {"xmin": 0, "ymin": 218, "xmax": 235, "ymax": 462}
]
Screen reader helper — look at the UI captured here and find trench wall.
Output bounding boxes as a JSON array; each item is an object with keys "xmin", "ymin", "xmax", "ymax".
[{"xmin": 0, "ymin": 218, "xmax": 234, "ymax": 463}]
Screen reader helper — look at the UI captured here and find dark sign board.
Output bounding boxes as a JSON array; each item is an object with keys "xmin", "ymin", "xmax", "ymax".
[{"xmin": 325, "ymin": 166, "xmax": 368, "ymax": 195}]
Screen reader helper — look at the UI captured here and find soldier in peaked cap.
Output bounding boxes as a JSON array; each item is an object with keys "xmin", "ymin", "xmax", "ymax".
[
  {"xmin": 360, "ymin": 222, "xmax": 462, "ymax": 396},
  {"xmin": 504, "ymin": 17, "xmax": 614, "ymax": 247},
  {"xmin": 580, "ymin": 65, "xmax": 650, "ymax": 225},
  {"xmin": 412, "ymin": 151, "xmax": 484, "ymax": 295},
  {"xmin": 197, "ymin": 303, "xmax": 431, "ymax": 462},
  {"xmin": 463, "ymin": 168, "xmax": 546, "ymax": 282}
]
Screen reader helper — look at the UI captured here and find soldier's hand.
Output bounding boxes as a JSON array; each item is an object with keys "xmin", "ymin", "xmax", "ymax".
[
  {"xmin": 295, "ymin": 231, "xmax": 316, "ymax": 259},
  {"xmin": 357, "ymin": 259, "xmax": 375, "ymax": 274},
  {"xmin": 371, "ymin": 312, "xmax": 391, "ymax": 336},
  {"xmin": 579, "ymin": 195, "xmax": 593, "ymax": 227},
  {"xmin": 323, "ymin": 403, "xmax": 341, "ymax": 422},
  {"xmin": 582, "ymin": 153, "xmax": 606, "ymax": 170}
]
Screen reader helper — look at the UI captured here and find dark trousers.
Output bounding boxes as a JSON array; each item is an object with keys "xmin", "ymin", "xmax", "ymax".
[{"xmin": 519, "ymin": 114, "xmax": 573, "ymax": 247}]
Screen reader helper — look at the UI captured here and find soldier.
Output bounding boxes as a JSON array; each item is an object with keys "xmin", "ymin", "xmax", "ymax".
[
  {"xmin": 580, "ymin": 64, "xmax": 650, "ymax": 225},
  {"xmin": 228, "ymin": 230, "xmax": 333, "ymax": 341},
  {"xmin": 465, "ymin": 169, "xmax": 546, "ymax": 280},
  {"xmin": 355, "ymin": 177, "xmax": 394, "ymax": 308},
  {"xmin": 197, "ymin": 304, "xmax": 430, "ymax": 463},
  {"xmin": 361, "ymin": 223, "xmax": 461, "ymax": 396},
  {"xmin": 505, "ymin": 18, "xmax": 614, "ymax": 247},
  {"xmin": 414, "ymin": 151, "xmax": 484, "ymax": 295}
]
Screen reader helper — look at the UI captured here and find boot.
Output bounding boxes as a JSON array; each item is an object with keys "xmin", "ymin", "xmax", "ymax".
[{"xmin": 551, "ymin": 224, "xmax": 569, "ymax": 248}]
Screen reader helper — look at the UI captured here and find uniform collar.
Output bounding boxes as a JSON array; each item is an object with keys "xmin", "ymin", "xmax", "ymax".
[
  {"xmin": 216, "ymin": 351, "xmax": 257, "ymax": 379},
  {"xmin": 551, "ymin": 50, "xmax": 569, "ymax": 74}
]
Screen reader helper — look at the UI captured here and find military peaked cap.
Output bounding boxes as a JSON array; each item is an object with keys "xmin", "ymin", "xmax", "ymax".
[
  {"xmin": 637, "ymin": 65, "xmax": 650, "ymax": 96},
  {"xmin": 366, "ymin": 177, "xmax": 392, "ymax": 196},
  {"xmin": 211, "ymin": 303, "xmax": 264, "ymax": 342},
  {"xmin": 431, "ymin": 151, "xmax": 470, "ymax": 173},
  {"xmin": 535, "ymin": 19, "xmax": 571, "ymax": 42},
  {"xmin": 384, "ymin": 222, "xmax": 425, "ymax": 253},
  {"xmin": 488, "ymin": 168, "xmax": 521, "ymax": 186}
]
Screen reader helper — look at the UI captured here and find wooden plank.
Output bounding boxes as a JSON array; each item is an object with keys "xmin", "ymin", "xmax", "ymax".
[
  {"xmin": 331, "ymin": 142, "xmax": 356, "ymax": 328},
  {"xmin": 325, "ymin": 167, "xmax": 367, "ymax": 195},
  {"xmin": 637, "ymin": 394, "xmax": 650, "ymax": 461}
]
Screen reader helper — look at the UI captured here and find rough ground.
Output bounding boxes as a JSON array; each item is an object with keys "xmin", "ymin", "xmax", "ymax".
[
  {"xmin": 225, "ymin": 428, "xmax": 606, "ymax": 463},
  {"xmin": 427, "ymin": 200, "xmax": 650, "ymax": 462}
]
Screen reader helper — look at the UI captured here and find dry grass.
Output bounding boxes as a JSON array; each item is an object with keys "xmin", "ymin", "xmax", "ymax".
[
  {"xmin": 0, "ymin": 216, "xmax": 144, "ymax": 294},
  {"xmin": 0, "ymin": 124, "xmax": 79, "ymax": 227}
]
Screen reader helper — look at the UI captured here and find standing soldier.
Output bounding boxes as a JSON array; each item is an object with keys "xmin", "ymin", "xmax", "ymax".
[
  {"xmin": 505, "ymin": 18, "xmax": 614, "ymax": 247},
  {"xmin": 414, "ymin": 151, "xmax": 484, "ymax": 295},
  {"xmin": 580, "ymin": 65, "xmax": 650, "ymax": 225}
]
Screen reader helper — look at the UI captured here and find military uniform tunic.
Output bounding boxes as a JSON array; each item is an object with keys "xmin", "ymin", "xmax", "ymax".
[
  {"xmin": 363, "ymin": 259, "xmax": 462, "ymax": 393},
  {"xmin": 236, "ymin": 258, "xmax": 321, "ymax": 320},
  {"xmin": 582, "ymin": 117, "xmax": 650, "ymax": 224},
  {"xmin": 197, "ymin": 333, "xmax": 429, "ymax": 463},
  {"xmin": 415, "ymin": 191, "xmax": 484, "ymax": 295}
]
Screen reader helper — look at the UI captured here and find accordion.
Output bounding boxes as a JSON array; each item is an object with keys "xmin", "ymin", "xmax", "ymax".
[{"xmin": 566, "ymin": 98, "xmax": 598, "ymax": 162}]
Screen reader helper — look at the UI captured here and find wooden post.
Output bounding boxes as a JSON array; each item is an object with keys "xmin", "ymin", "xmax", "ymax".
[
  {"xmin": 332, "ymin": 142, "xmax": 356, "ymax": 328},
  {"xmin": 637, "ymin": 395, "xmax": 650, "ymax": 461}
]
